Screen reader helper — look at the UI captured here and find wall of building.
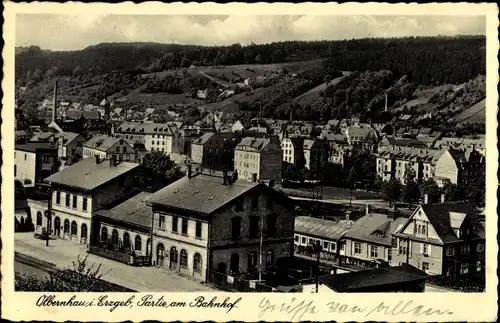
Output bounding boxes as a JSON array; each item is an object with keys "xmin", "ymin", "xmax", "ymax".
[
  {"xmin": 191, "ymin": 143, "xmax": 204, "ymax": 164},
  {"xmin": 99, "ymin": 222, "xmax": 151, "ymax": 256},
  {"xmin": 259, "ymin": 143, "xmax": 282, "ymax": 183},
  {"xmin": 15, "ymin": 150, "xmax": 37, "ymax": 185},
  {"xmin": 51, "ymin": 188, "xmax": 92, "ymax": 244},
  {"xmin": 28, "ymin": 199, "xmax": 49, "ymax": 230},
  {"xmin": 435, "ymin": 151, "xmax": 459, "ymax": 185},
  {"xmin": 344, "ymin": 239, "xmax": 391, "ymax": 264}
]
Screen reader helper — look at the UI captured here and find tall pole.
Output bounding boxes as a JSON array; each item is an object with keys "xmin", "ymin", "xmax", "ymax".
[
  {"xmin": 315, "ymin": 241, "xmax": 322, "ymax": 293},
  {"xmin": 46, "ymin": 186, "xmax": 52, "ymax": 247},
  {"xmin": 258, "ymin": 216, "xmax": 263, "ymax": 282}
]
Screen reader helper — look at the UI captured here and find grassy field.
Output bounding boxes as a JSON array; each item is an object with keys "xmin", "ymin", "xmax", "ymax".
[
  {"xmin": 449, "ymin": 98, "xmax": 486, "ymax": 124},
  {"xmin": 287, "ymin": 75, "xmax": 345, "ymax": 107},
  {"xmin": 197, "ymin": 87, "xmax": 268, "ymax": 113}
]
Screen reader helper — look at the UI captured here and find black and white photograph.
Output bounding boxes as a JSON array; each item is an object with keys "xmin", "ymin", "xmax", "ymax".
[{"xmin": 2, "ymin": 2, "xmax": 498, "ymax": 322}]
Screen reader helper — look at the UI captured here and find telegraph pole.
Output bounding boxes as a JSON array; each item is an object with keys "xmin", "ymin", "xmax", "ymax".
[{"xmin": 258, "ymin": 215, "xmax": 264, "ymax": 283}]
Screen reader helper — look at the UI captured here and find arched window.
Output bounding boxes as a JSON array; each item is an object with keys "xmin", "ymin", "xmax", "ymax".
[
  {"xmin": 248, "ymin": 252, "xmax": 257, "ymax": 271},
  {"xmin": 231, "ymin": 217, "xmax": 242, "ymax": 240},
  {"xmin": 101, "ymin": 227, "xmax": 108, "ymax": 242},
  {"xmin": 157, "ymin": 243, "xmax": 165, "ymax": 266},
  {"xmin": 112, "ymin": 229, "xmax": 119, "ymax": 246},
  {"xmin": 266, "ymin": 250, "xmax": 274, "ymax": 266},
  {"xmin": 180, "ymin": 249, "xmax": 188, "ymax": 269},
  {"xmin": 81, "ymin": 223, "xmax": 87, "ymax": 239},
  {"xmin": 170, "ymin": 247, "xmax": 178, "ymax": 269},
  {"xmin": 64, "ymin": 219, "xmax": 70, "ymax": 233},
  {"xmin": 135, "ymin": 235, "xmax": 142, "ymax": 251},
  {"xmin": 193, "ymin": 253, "xmax": 202, "ymax": 273},
  {"xmin": 123, "ymin": 232, "xmax": 130, "ymax": 250},
  {"xmin": 36, "ymin": 212, "xmax": 43, "ymax": 226},
  {"xmin": 71, "ymin": 221, "xmax": 78, "ymax": 235},
  {"xmin": 230, "ymin": 253, "xmax": 240, "ymax": 274}
]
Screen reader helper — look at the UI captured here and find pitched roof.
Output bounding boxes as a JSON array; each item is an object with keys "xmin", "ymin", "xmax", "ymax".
[
  {"xmin": 344, "ymin": 214, "xmax": 406, "ymax": 246},
  {"xmin": 94, "ymin": 192, "xmax": 153, "ymax": 228},
  {"xmin": 303, "ymin": 139, "xmax": 316, "ymax": 150},
  {"xmin": 15, "ymin": 142, "xmax": 57, "ymax": 153},
  {"xmin": 58, "ymin": 132, "xmax": 81, "ymax": 146},
  {"xmin": 319, "ymin": 265, "xmax": 427, "ymax": 292},
  {"xmin": 192, "ymin": 133, "xmax": 214, "ymax": 145},
  {"xmin": 45, "ymin": 158, "xmax": 140, "ymax": 190},
  {"xmin": 295, "ymin": 216, "xmax": 351, "ymax": 241},
  {"xmin": 147, "ymin": 174, "xmax": 260, "ymax": 215},
  {"xmin": 84, "ymin": 135, "xmax": 124, "ymax": 152},
  {"xmin": 377, "ymin": 146, "xmax": 441, "ymax": 163},
  {"xmin": 115, "ymin": 122, "xmax": 177, "ymax": 135},
  {"xmin": 236, "ymin": 137, "xmax": 271, "ymax": 152}
]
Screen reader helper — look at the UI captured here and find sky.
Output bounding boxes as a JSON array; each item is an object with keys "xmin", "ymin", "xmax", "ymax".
[{"xmin": 16, "ymin": 14, "xmax": 486, "ymax": 51}]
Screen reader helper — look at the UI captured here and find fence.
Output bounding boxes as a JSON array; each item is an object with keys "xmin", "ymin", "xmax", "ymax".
[
  {"xmin": 88, "ymin": 246, "xmax": 151, "ymax": 267},
  {"xmin": 207, "ymin": 270, "xmax": 276, "ymax": 293}
]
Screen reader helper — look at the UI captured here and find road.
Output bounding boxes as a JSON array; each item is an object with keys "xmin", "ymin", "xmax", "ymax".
[{"xmin": 15, "ymin": 260, "xmax": 51, "ymax": 280}]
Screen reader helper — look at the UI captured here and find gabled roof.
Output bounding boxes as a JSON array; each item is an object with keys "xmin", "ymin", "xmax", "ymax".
[
  {"xmin": 236, "ymin": 137, "xmax": 271, "ymax": 152},
  {"xmin": 45, "ymin": 158, "xmax": 140, "ymax": 190},
  {"xmin": 295, "ymin": 216, "xmax": 351, "ymax": 241},
  {"xmin": 15, "ymin": 142, "xmax": 57, "ymax": 153},
  {"xmin": 344, "ymin": 213, "xmax": 406, "ymax": 246},
  {"xmin": 319, "ymin": 264, "xmax": 427, "ymax": 292},
  {"xmin": 147, "ymin": 174, "xmax": 261, "ymax": 215},
  {"xmin": 94, "ymin": 192, "xmax": 152, "ymax": 228},
  {"xmin": 84, "ymin": 135, "xmax": 125, "ymax": 152}
]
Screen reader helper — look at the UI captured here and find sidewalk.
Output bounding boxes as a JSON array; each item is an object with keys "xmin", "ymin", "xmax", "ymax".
[{"xmin": 14, "ymin": 233, "xmax": 215, "ymax": 292}]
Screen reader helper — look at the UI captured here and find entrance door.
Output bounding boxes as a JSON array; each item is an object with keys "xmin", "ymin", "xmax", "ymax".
[
  {"xmin": 80, "ymin": 223, "xmax": 87, "ymax": 244},
  {"xmin": 54, "ymin": 217, "xmax": 61, "ymax": 236},
  {"xmin": 157, "ymin": 244, "xmax": 165, "ymax": 267},
  {"xmin": 169, "ymin": 247, "xmax": 178, "ymax": 270}
]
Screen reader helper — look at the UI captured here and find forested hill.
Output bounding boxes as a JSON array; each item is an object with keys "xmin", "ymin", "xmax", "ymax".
[{"xmin": 16, "ymin": 36, "xmax": 485, "ymax": 86}]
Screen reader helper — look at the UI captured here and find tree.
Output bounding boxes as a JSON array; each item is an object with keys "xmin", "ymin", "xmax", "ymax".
[
  {"xmin": 142, "ymin": 151, "xmax": 176, "ymax": 175},
  {"xmin": 403, "ymin": 179, "xmax": 421, "ymax": 204},
  {"xmin": 15, "ymin": 255, "xmax": 109, "ymax": 292},
  {"xmin": 382, "ymin": 178, "xmax": 402, "ymax": 206},
  {"xmin": 442, "ymin": 183, "xmax": 467, "ymax": 202},
  {"xmin": 255, "ymin": 54, "xmax": 263, "ymax": 66},
  {"xmin": 422, "ymin": 179, "xmax": 441, "ymax": 203}
]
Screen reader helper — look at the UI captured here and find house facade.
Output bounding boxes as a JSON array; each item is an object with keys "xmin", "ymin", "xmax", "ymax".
[
  {"xmin": 434, "ymin": 148, "xmax": 485, "ymax": 187},
  {"xmin": 146, "ymin": 171, "xmax": 296, "ymax": 282},
  {"xmin": 15, "ymin": 143, "xmax": 58, "ymax": 187},
  {"xmin": 190, "ymin": 132, "xmax": 240, "ymax": 172},
  {"xmin": 83, "ymin": 135, "xmax": 141, "ymax": 163},
  {"xmin": 391, "ymin": 202, "xmax": 485, "ymax": 282},
  {"xmin": 303, "ymin": 139, "xmax": 328, "ymax": 172}
]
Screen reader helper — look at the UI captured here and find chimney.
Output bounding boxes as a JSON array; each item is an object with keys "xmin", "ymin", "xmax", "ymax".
[
  {"xmin": 252, "ymin": 173, "xmax": 258, "ymax": 183},
  {"xmin": 52, "ymin": 80, "xmax": 58, "ymax": 122},
  {"xmin": 441, "ymin": 193, "xmax": 446, "ymax": 203},
  {"xmin": 187, "ymin": 164, "xmax": 192, "ymax": 178},
  {"xmin": 365, "ymin": 204, "xmax": 370, "ymax": 215},
  {"xmin": 94, "ymin": 155, "xmax": 99, "ymax": 164},
  {"xmin": 423, "ymin": 194, "xmax": 429, "ymax": 204}
]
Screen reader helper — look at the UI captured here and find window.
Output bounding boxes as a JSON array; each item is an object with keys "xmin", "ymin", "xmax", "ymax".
[
  {"xmin": 172, "ymin": 216, "xmax": 178, "ymax": 232},
  {"xmin": 24, "ymin": 153, "xmax": 27, "ymax": 160},
  {"xmin": 301, "ymin": 237, "xmax": 306, "ymax": 244},
  {"xmin": 447, "ymin": 246, "xmax": 455, "ymax": 256},
  {"xmin": 370, "ymin": 245, "xmax": 378, "ymax": 258},
  {"xmin": 388, "ymin": 249, "xmax": 392, "ymax": 262},
  {"xmin": 56, "ymin": 191, "xmax": 61, "ymax": 204},
  {"xmin": 422, "ymin": 262, "xmax": 429, "ymax": 272},
  {"xmin": 266, "ymin": 250, "xmax": 274, "ymax": 266},
  {"xmin": 159, "ymin": 215, "xmax": 165, "ymax": 230},
  {"xmin": 330, "ymin": 242, "xmax": 336, "ymax": 251},
  {"xmin": 36, "ymin": 212, "xmax": 43, "ymax": 226},
  {"xmin": 248, "ymin": 252, "xmax": 257, "ymax": 270},
  {"xmin": 267, "ymin": 214, "xmax": 277, "ymax": 238},
  {"xmin": 252, "ymin": 197, "xmax": 259, "ymax": 209},
  {"xmin": 294, "ymin": 235, "xmax": 299, "ymax": 242},
  {"xmin": 422, "ymin": 225, "xmax": 426, "ymax": 235},
  {"xmin": 180, "ymin": 249, "xmax": 188, "ymax": 269},
  {"xmin": 126, "ymin": 154, "xmax": 130, "ymax": 161},
  {"xmin": 460, "ymin": 263, "xmax": 469, "ymax": 275},
  {"xmin": 417, "ymin": 224, "xmax": 421, "ymax": 234},
  {"xmin": 323, "ymin": 241, "xmax": 329, "ymax": 249},
  {"xmin": 193, "ymin": 253, "xmax": 202, "ymax": 273},
  {"xmin": 122, "ymin": 146, "xmax": 127, "ymax": 153},
  {"xmin": 477, "ymin": 243, "xmax": 484, "ymax": 252},
  {"xmin": 82, "ymin": 197, "xmax": 88, "ymax": 211},
  {"xmin": 195, "ymin": 222, "xmax": 202, "ymax": 238},
  {"xmin": 65, "ymin": 193, "xmax": 70, "ymax": 207},
  {"xmin": 231, "ymin": 217, "xmax": 241, "ymax": 240},
  {"xmin": 249, "ymin": 216, "xmax": 260, "ymax": 238},
  {"xmin": 42, "ymin": 155, "xmax": 50, "ymax": 163},
  {"xmin": 72, "ymin": 195, "xmax": 77, "ymax": 208},
  {"xmin": 135, "ymin": 236, "xmax": 142, "ymax": 251},
  {"xmin": 354, "ymin": 242, "xmax": 361, "ymax": 254},
  {"xmin": 461, "ymin": 244, "xmax": 470, "ymax": 255},
  {"xmin": 235, "ymin": 198, "xmax": 244, "ymax": 212},
  {"xmin": 422, "ymin": 244, "xmax": 429, "ymax": 257},
  {"xmin": 309, "ymin": 238, "xmax": 314, "ymax": 245},
  {"xmin": 476, "ymin": 261, "xmax": 482, "ymax": 272},
  {"xmin": 181, "ymin": 218, "xmax": 188, "ymax": 235}
]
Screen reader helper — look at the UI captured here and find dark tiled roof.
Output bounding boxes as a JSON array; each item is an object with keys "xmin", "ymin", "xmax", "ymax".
[
  {"xmin": 15, "ymin": 142, "xmax": 57, "ymax": 153},
  {"xmin": 344, "ymin": 214, "xmax": 406, "ymax": 246},
  {"xmin": 236, "ymin": 137, "xmax": 271, "ymax": 151},
  {"xmin": 84, "ymin": 135, "xmax": 124, "ymax": 152},
  {"xmin": 95, "ymin": 192, "xmax": 153, "ymax": 228},
  {"xmin": 147, "ymin": 174, "xmax": 259, "ymax": 215},
  {"xmin": 319, "ymin": 264, "xmax": 427, "ymax": 292},
  {"xmin": 45, "ymin": 158, "xmax": 140, "ymax": 190},
  {"xmin": 115, "ymin": 122, "xmax": 177, "ymax": 135},
  {"xmin": 295, "ymin": 216, "xmax": 351, "ymax": 241}
]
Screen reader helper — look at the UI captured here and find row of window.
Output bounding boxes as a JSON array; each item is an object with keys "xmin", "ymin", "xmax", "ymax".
[
  {"xmin": 158, "ymin": 215, "xmax": 203, "ymax": 239},
  {"xmin": 294, "ymin": 235, "xmax": 344, "ymax": 252},
  {"xmin": 231, "ymin": 214, "xmax": 277, "ymax": 240},
  {"xmin": 55, "ymin": 191, "xmax": 88, "ymax": 212}
]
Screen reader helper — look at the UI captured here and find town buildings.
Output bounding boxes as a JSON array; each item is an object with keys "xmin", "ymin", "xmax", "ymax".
[
  {"xmin": 434, "ymin": 147, "xmax": 485, "ymax": 187},
  {"xmin": 56, "ymin": 132, "xmax": 87, "ymax": 169},
  {"xmin": 303, "ymin": 139, "xmax": 328, "ymax": 172},
  {"xmin": 112, "ymin": 122, "xmax": 184, "ymax": 155},
  {"xmin": 391, "ymin": 202, "xmax": 485, "ymax": 282},
  {"xmin": 83, "ymin": 135, "xmax": 143, "ymax": 163},
  {"xmin": 190, "ymin": 132, "xmax": 240, "ymax": 172},
  {"xmin": 234, "ymin": 136, "xmax": 282, "ymax": 185},
  {"xmin": 146, "ymin": 169, "xmax": 296, "ymax": 281},
  {"xmin": 15, "ymin": 142, "xmax": 58, "ymax": 187}
]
